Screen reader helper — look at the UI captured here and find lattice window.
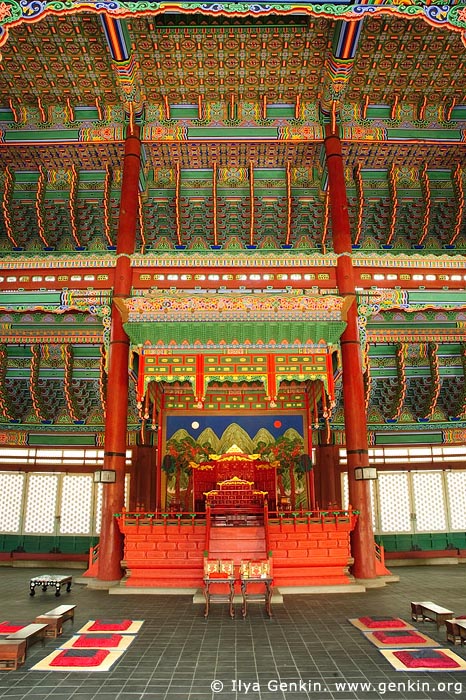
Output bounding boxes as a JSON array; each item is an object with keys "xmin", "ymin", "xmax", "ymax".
[
  {"xmin": 60, "ymin": 475, "xmax": 93, "ymax": 534},
  {"xmin": 342, "ymin": 473, "xmax": 348, "ymax": 510},
  {"xmin": 0, "ymin": 472, "xmax": 24, "ymax": 532},
  {"xmin": 412, "ymin": 471, "xmax": 446, "ymax": 532},
  {"xmin": 446, "ymin": 471, "xmax": 466, "ymax": 530},
  {"xmin": 378, "ymin": 472, "xmax": 411, "ymax": 532},
  {"xmin": 24, "ymin": 474, "xmax": 59, "ymax": 534},
  {"xmin": 369, "ymin": 479, "xmax": 377, "ymax": 531}
]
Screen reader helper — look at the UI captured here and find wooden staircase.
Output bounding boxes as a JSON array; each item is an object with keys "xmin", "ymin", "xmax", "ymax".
[{"xmin": 207, "ymin": 525, "xmax": 268, "ymax": 566}]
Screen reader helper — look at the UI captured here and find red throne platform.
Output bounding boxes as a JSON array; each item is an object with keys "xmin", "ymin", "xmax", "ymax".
[
  {"xmin": 115, "ymin": 509, "xmax": 358, "ymax": 589},
  {"xmin": 114, "ymin": 449, "xmax": 358, "ymax": 589}
]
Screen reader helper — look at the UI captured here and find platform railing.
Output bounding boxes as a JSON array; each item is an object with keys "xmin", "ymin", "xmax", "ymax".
[
  {"xmin": 114, "ymin": 506, "xmax": 359, "ymax": 537},
  {"xmin": 83, "ymin": 542, "xmax": 100, "ymax": 577},
  {"xmin": 375, "ymin": 540, "xmax": 385, "ymax": 567},
  {"xmin": 268, "ymin": 506, "xmax": 359, "ymax": 530},
  {"xmin": 114, "ymin": 508, "xmax": 207, "ymax": 533}
]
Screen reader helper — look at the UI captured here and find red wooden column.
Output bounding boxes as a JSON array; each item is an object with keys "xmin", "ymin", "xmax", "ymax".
[
  {"xmin": 97, "ymin": 125, "xmax": 141, "ymax": 583},
  {"xmin": 324, "ymin": 128, "xmax": 377, "ymax": 581}
]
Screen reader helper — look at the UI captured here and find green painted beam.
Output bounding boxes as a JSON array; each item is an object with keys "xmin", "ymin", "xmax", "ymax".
[
  {"xmin": 370, "ymin": 367, "xmax": 463, "ymax": 378},
  {"xmin": 4, "ymin": 130, "xmax": 81, "ymax": 143},
  {"xmin": 368, "ymin": 345, "xmax": 398, "ymax": 357},
  {"xmin": 0, "ymin": 292, "xmax": 63, "ymax": 306},
  {"xmin": 369, "ymin": 368, "xmax": 398, "ymax": 377},
  {"xmin": 367, "ymin": 322, "xmax": 459, "ymax": 329},
  {"xmin": 189, "ymin": 127, "xmax": 279, "ymax": 139},
  {"xmin": 386, "ymin": 128, "xmax": 464, "ymax": 142},
  {"xmin": 167, "ymin": 106, "xmax": 199, "ymax": 119},
  {"xmin": 4, "ymin": 369, "xmax": 31, "ymax": 378},
  {"xmin": 1, "ymin": 123, "xmax": 465, "ymax": 146},
  {"xmin": 374, "ymin": 432, "xmax": 444, "ymax": 445},
  {"xmin": 13, "ymin": 172, "xmax": 39, "ymax": 184},
  {"xmin": 267, "ymin": 106, "xmax": 295, "ymax": 118},
  {"xmin": 78, "ymin": 171, "xmax": 106, "ymax": 182},
  {"xmin": 438, "ymin": 368, "xmax": 464, "ymax": 376},
  {"xmin": 74, "ymin": 107, "xmax": 101, "ymax": 121},
  {"xmin": 74, "ymin": 347, "xmax": 104, "ymax": 357},
  {"xmin": 27, "ymin": 433, "xmax": 98, "ymax": 446},
  {"xmin": 407, "ymin": 291, "xmax": 466, "ymax": 306}
]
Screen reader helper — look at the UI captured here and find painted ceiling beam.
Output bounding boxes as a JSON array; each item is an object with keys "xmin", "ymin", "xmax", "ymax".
[
  {"xmin": 100, "ymin": 16, "xmax": 145, "ymax": 119},
  {"xmin": 100, "ymin": 15, "xmax": 130, "ymax": 62},
  {"xmin": 320, "ymin": 20, "xmax": 364, "ymax": 122},
  {"xmin": 2, "ymin": 123, "xmax": 465, "ymax": 146}
]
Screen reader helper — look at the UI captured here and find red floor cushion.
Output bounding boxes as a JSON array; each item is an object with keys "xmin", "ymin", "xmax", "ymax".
[
  {"xmin": 87, "ymin": 619, "xmax": 132, "ymax": 631},
  {"xmin": 373, "ymin": 630, "xmax": 427, "ymax": 645},
  {"xmin": 73, "ymin": 634, "xmax": 123, "ymax": 648},
  {"xmin": 395, "ymin": 650, "xmax": 460, "ymax": 669},
  {"xmin": 359, "ymin": 616, "xmax": 407, "ymax": 628},
  {"xmin": 0, "ymin": 622, "xmax": 26, "ymax": 634},
  {"xmin": 50, "ymin": 649, "xmax": 110, "ymax": 667}
]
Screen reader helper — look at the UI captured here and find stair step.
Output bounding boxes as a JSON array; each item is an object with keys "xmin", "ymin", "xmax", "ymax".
[
  {"xmin": 121, "ymin": 566, "xmax": 204, "ymax": 588},
  {"xmin": 209, "ymin": 526, "xmax": 265, "ymax": 538},
  {"xmin": 124, "ymin": 576, "xmax": 203, "ymax": 588},
  {"xmin": 209, "ymin": 541, "xmax": 266, "ymax": 553},
  {"xmin": 209, "ymin": 550, "xmax": 266, "ymax": 559},
  {"xmin": 207, "ymin": 524, "xmax": 267, "ymax": 564}
]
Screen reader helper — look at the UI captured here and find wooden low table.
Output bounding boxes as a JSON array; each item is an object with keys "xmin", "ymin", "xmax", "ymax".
[
  {"xmin": 6, "ymin": 623, "xmax": 48, "ymax": 650},
  {"xmin": 241, "ymin": 577, "xmax": 273, "ymax": 618},
  {"xmin": 35, "ymin": 604, "xmax": 76, "ymax": 638},
  {"xmin": 203, "ymin": 577, "xmax": 235, "ymax": 619},
  {"xmin": 0, "ymin": 639, "xmax": 27, "ymax": 671},
  {"xmin": 446, "ymin": 619, "xmax": 466, "ymax": 645},
  {"xmin": 29, "ymin": 574, "xmax": 72, "ymax": 597},
  {"xmin": 458, "ymin": 620, "xmax": 466, "ymax": 645},
  {"xmin": 411, "ymin": 601, "xmax": 454, "ymax": 630}
]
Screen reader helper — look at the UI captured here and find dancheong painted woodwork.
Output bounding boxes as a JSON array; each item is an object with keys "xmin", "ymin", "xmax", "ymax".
[{"xmin": 0, "ymin": 0, "xmax": 465, "ymax": 587}]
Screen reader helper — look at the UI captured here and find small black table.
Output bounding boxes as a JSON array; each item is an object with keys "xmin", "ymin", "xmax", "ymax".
[{"xmin": 29, "ymin": 574, "xmax": 72, "ymax": 597}]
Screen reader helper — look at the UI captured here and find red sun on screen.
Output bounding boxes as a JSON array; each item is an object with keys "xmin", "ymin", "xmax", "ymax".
[{"xmin": 273, "ymin": 420, "xmax": 282, "ymax": 428}]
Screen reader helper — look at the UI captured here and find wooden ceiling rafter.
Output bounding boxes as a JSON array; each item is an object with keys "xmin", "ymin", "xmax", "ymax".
[
  {"xmin": 69, "ymin": 163, "xmax": 82, "ymax": 250},
  {"xmin": 385, "ymin": 163, "xmax": 398, "ymax": 248},
  {"xmin": 450, "ymin": 164, "xmax": 465, "ymax": 247},
  {"xmin": 418, "ymin": 162, "xmax": 431, "ymax": 249}
]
